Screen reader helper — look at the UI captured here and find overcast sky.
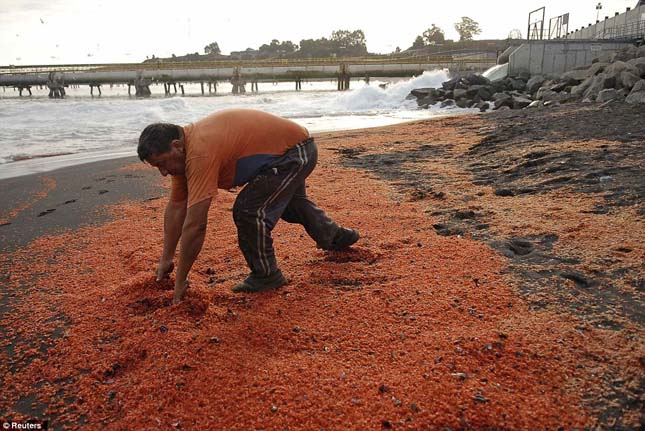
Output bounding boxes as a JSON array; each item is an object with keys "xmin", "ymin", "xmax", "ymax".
[{"xmin": 0, "ymin": 0, "xmax": 640, "ymax": 64}]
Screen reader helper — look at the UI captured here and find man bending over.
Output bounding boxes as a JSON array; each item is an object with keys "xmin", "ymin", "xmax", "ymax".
[{"xmin": 137, "ymin": 109, "xmax": 359, "ymax": 303}]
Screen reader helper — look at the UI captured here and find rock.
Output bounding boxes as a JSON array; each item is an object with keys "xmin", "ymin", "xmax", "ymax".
[
  {"xmin": 604, "ymin": 61, "xmax": 640, "ymax": 78},
  {"xmin": 571, "ymin": 76, "xmax": 594, "ymax": 96},
  {"xmin": 602, "ymin": 74, "xmax": 617, "ymax": 89},
  {"xmin": 585, "ymin": 62, "xmax": 609, "ymax": 78},
  {"xmin": 625, "ymin": 92, "xmax": 645, "ymax": 104},
  {"xmin": 453, "ymin": 88, "xmax": 467, "ymax": 99},
  {"xmin": 442, "ymin": 76, "xmax": 461, "ymax": 91},
  {"xmin": 493, "ymin": 93, "xmax": 512, "ymax": 109},
  {"xmin": 582, "ymin": 75, "xmax": 605, "ymax": 101},
  {"xmin": 440, "ymin": 99, "xmax": 455, "ymax": 108},
  {"xmin": 560, "ymin": 69, "xmax": 587, "ymax": 83},
  {"xmin": 455, "ymin": 98, "xmax": 470, "ymax": 108},
  {"xmin": 159, "ymin": 325, "xmax": 168, "ymax": 333},
  {"xmin": 477, "ymin": 101, "xmax": 490, "ymax": 112},
  {"xmin": 638, "ymin": 46, "xmax": 645, "ymax": 58},
  {"xmin": 496, "ymin": 105, "xmax": 511, "ymax": 111},
  {"xmin": 620, "ymin": 71, "xmax": 640, "ymax": 91},
  {"xmin": 626, "ymin": 81, "xmax": 645, "ymax": 104},
  {"xmin": 511, "ymin": 95, "xmax": 533, "ymax": 109},
  {"xmin": 631, "ymin": 80, "xmax": 645, "ymax": 93},
  {"xmin": 543, "ymin": 100, "xmax": 560, "ymax": 107},
  {"xmin": 409, "ymin": 88, "xmax": 440, "ymax": 99},
  {"xmin": 526, "ymin": 75, "xmax": 545, "ymax": 94},
  {"xmin": 613, "ymin": 45, "xmax": 640, "ymax": 62},
  {"xmin": 270, "ymin": 405, "xmax": 278, "ymax": 413},
  {"xmin": 509, "ymin": 78, "xmax": 526, "ymax": 91},
  {"xmin": 526, "ymin": 100, "xmax": 541, "ymax": 108},
  {"xmin": 597, "ymin": 88, "xmax": 624, "ymax": 103},
  {"xmin": 463, "ymin": 73, "xmax": 490, "ymax": 86},
  {"xmin": 536, "ymin": 88, "xmax": 561, "ymax": 102},
  {"xmin": 626, "ymin": 57, "xmax": 645, "ymax": 77}
]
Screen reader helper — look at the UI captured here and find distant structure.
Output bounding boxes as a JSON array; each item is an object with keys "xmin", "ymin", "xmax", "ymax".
[
  {"xmin": 508, "ymin": 29, "xmax": 523, "ymax": 39},
  {"xmin": 563, "ymin": 3, "xmax": 645, "ymax": 40}
]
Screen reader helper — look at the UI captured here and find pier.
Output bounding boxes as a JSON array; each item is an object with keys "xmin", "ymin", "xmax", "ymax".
[{"xmin": 0, "ymin": 56, "xmax": 494, "ymax": 98}]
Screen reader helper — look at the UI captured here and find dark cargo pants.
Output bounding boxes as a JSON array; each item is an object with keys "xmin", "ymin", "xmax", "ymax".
[{"xmin": 232, "ymin": 138, "xmax": 340, "ymax": 277}]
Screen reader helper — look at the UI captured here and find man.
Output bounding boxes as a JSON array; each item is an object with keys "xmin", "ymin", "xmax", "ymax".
[{"xmin": 137, "ymin": 109, "xmax": 359, "ymax": 303}]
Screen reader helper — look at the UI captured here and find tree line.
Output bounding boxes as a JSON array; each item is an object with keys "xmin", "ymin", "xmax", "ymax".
[{"xmin": 147, "ymin": 17, "xmax": 482, "ymax": 62}]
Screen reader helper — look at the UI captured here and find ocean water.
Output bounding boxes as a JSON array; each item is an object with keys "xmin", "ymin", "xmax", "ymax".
[{"xmin": 0, "ymin": 69, "xmax": 473, "ymax": 179}]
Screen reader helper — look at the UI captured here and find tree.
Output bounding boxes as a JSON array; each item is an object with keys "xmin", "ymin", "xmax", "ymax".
[
  {"xmin": 204, "ymin": 42, "xmax": 221, "ymax": 55},
  {"xmin": 454, "ymin": 17, "xmax": 481, "ymax": 41},
  {"xmin": 330, "ymin": 29, "xmax": 367, "ymax": 56},
  {"xmin": 411, "ymin": 35, "xmax": 425, "ymax": 50},
  {"xmin": 423, "ymin": 24, "xmax": 445, "ymax": 45}
]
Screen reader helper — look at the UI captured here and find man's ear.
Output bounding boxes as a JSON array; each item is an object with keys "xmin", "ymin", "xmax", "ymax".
[{"xmin": 171, "ymin": 139, "xmax": 184, "ymax": 153}]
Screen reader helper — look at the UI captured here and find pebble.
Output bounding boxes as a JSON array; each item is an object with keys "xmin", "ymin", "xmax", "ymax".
[
  {"xmin": 108, "ymin": 390, "xmax": 116, "ymax": 400},
  {"xmin": 209, "ymin": 337, "xmax": 220, "ymax": 343},
  {"xmin": 410, "ymin": 403, "xmax": 420, "ymax": 413},
  {"xmin": 378, "ymin": 384, "xmax": 390, "ymax": 393},
  {"xmin": 474, "ymin": 393, "xmax": 488, "ymax": 403},
  {"xmin": 159, "ymin": 325, "xmax": 168, "ymax": 333},
  {"xmin": 270, "ymin": 405, "xmax": 278, "ymax": 413}
]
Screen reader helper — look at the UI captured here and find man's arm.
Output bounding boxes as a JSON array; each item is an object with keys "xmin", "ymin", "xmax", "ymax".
[
  {"xmin": 156, "ymin": 198, "xmax": 187, "ymax": 281},
  {"xmin": 173, "ymin": 198, "xmax": 212, "ymax": 303}
]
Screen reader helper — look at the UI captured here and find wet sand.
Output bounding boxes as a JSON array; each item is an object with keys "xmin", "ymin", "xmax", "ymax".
[{"xmin": 0, "ymin": 103, "xmax": 643, "ymax": 430}]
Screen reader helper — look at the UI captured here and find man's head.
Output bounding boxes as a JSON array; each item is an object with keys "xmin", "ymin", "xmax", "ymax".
[{"xmin": 137, "ymin": 123, "xmax": 186, "ymax": 176}]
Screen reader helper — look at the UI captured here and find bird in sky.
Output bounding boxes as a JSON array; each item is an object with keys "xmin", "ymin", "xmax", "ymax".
[{"xmin": 40, "ymin": 18, "xmax": 45, "ymax": 24}]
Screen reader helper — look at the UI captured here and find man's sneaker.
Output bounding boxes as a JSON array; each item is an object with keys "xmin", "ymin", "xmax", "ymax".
[
  {"xmin": 324, "ymin": 228, "xmax": 360, "ymax": 251},
  {"xmin": 232, "ymin": 270, "xmax": 288, "ymax": 293}
]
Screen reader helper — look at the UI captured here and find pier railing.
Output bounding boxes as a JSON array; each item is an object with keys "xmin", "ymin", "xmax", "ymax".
[{"xmin": 0, "ymin": 56, "xmax": 492, "ymax": 75}]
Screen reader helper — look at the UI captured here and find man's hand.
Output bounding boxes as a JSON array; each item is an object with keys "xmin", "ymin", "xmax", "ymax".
[
  {"xmin": 156, "ymin": 260, "xmax": 175, "ymax": 281},
  {"xmin": 172, "ymin": 280, "xmax": 189, "ymax": 304}
]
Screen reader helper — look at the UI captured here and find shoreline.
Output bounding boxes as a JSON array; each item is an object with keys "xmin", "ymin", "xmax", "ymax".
[
  {"xmin": 0, "ymin": 109, "xmax": 475, "ymax": 181},
  {"xmin": 1, "ymin": 103, "xmax": 643, "ymax": 430}
]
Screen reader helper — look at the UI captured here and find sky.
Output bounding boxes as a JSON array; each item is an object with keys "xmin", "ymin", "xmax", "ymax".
[{"xmin": 0, "ymin": 0, "xmax": 641, "ymax": 65}]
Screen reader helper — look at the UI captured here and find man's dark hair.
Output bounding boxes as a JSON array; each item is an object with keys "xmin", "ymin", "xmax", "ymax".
[{"xmin": 137, "ymin": 123, "xmax": 181, "ymax": 162}]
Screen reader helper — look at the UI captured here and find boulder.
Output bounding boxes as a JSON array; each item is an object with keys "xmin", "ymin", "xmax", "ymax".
[
  {"xmin": 442, "ymin": 77, "xmax": 461, "ymax": 91},
  {"xmin": 626, "ymin": 57, "xmax": 645, "ymax": 77},
  {"xmin": 613, "ymin": 45, "xmax": 640, "ymax": 62},
  {"xmin": 510, "ymin": 78, "xmax": 527, "ymax": 91},
  {"xmin": 456, "ymin": 98, "xmax": 470, "ymax": 108},
  {"xmin": 585, "ymin": 62, "xmax": 609, "ymax": 78},
  {"xmin": 536, "ymin": 87, "xmax": 562, "ymax": 102},
  {"xmin": 604, "ymin": 61, "xmax": 640, "ymax": 78},
  {"xmin": 597, "ymin": 88, "xmax": 624, "ymax": 103},
  {"xmin": 631, "ymin": 79, "xmax": 645, "ymax": 93},
  {"xmin": 476, "ymin": 101, "xmax": 490, "ymax": 112},
  {"xmin": 493, "ymin": 92, "xmax": 512, "ymax": 109},
  {"xmin": 418, "ymin": 96, "xmax": 438, "ymax": 107},
  {"xmin": 409, "ymin": 88, "xmax": 440, "ymax": 99},
  {"xmin": 440, "ymin": 99, "xmax": 455, "ymax": 108},
  {"xmin": 582, "ymin": 75, "xmax": 605, "ymax": 101},
  {"xmin": 560, "ymin": 69, "xmax": 587, "ymax": 83},
  {"xmin": 526, "ymin": 75, "xmax": 546, "ymax": 94},
  {"xmin": 453, "ymin": 88, "xmax": 467, "ymax": 99},
  {"xmin": 462, "ymin": 74, "xmax": 490, "ymax": 86},
  {"xmin": 620, "ymin": 71, "xmax": 641, "ymax": 91},
  {"xmin": 571, "ymin": 76, "xmax": 594, "ymax": 96},
  {"xmin": 638, "ymin": 46, "xmax": 645, "ymax": 58},
  {"xmin": 602, "ymin": 74, "xmax": 617, "ymax": 89},
  {"xmin": 511, "ymin": 95, "xmax": 533, "ymax": 109},
  {"xmin": 626, "ymin": 91, "xmax": 645, "ymax": 104}
]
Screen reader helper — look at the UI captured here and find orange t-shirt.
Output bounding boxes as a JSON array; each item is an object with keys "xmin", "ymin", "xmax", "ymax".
[{"xmin": 170, "ymin": 109, "xmax": 309, "ymax": 208}]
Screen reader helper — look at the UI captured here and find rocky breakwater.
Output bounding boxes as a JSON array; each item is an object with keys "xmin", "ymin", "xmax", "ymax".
[{"xmin": 408, "ymin": 44, "xmax": 645, "ymax": 110}]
